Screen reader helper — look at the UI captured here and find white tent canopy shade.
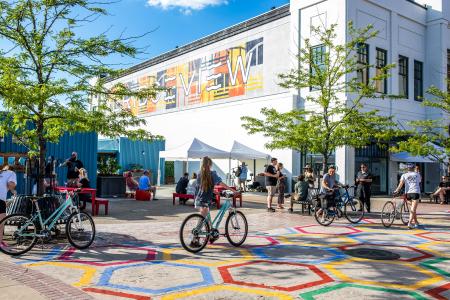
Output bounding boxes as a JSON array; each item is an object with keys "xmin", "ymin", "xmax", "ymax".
[
  {"xmin": 229, "ymin": 141, "xmax": 270, "ymax": 160},
  {"xmin": 159, "ymin": 138, "xmax": 230, "ymax": 160},
  {"xmin": 390, "ymin": 152, "xmax": 435, "ymax": 163}
]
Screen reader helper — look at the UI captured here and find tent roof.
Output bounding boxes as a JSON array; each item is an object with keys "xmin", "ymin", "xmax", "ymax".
[
  {"xmin": 230, "ymin": 141, "xmax": 270, "ymax": 160},
  {"xmin": 391, "ymin": 152, "xmax": 435, "ymax": 163},
  {"xmin": 160, "ymin": 138, "xmax": 230, "ymax": 160}
]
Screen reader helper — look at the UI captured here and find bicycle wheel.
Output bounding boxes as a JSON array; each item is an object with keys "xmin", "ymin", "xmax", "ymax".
[
  {"xmin": 0, "ymin": 214, "xmax": 37, "ymax": 256},
  {"xmin": 344, "ymin": 198, "xmax": 364, "ymax": 224},
  {"xmin": 381, "ymin": 201, "xmax": 395, "ymax": 228},
  {"xmin": 225, "ymin": 211, "xmax": 248, "ymax": 247},
  {"xmin": 314, "ymin": 207, "xmax": 335, "ymax": 226},
  {"xmin": 400, "ymin": 200, "xmax": 411, "ymax": 225},
  {"xmin": 66, "ymin": 212, "xmax": 95, "ymax": 249},
  {"xmin": 180, "ymin": 214, "xmax": 210, "ymax": 253}
]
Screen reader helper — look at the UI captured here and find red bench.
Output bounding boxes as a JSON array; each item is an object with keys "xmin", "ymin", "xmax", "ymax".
[
  {"xmin": 172, "ymin": 193, "xmax": 195, "ymax": 205},
  {"xmin": 172, "ymin": 193, "xmax": 222, "ymax": 208},
  {"xmin": 95, "ymin": 198, "xmax": 109, "ymax": 215}
]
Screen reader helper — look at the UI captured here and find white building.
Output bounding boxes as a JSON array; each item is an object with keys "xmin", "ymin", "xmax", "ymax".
[{"xmin": 94, "ymin": 0, "xmax": 450, "ymax": 194}]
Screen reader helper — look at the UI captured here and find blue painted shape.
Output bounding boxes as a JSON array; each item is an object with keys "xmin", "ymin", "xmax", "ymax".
[
  {"xmin": 252, "ymin": 244, "xmax": 346, "ymax": 264},
  {"xmin": 15, "ymin": 245, "xmax": 64, "ymax": 265},
  {"xmin": 347, "ymin": 232, "xmax": 429, "ymax": 245},
  {"xmin": 98, "ymin": 261, "xmax": 214, "ymax": 295}
]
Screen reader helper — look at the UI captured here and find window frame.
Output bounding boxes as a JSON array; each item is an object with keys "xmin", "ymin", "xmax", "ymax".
[
  {"xmin": 356, "ymin": 43, "xmax": 370, "ymax": 86},
  {"xmin": 398, "ymin": 55, "xmax": 409, "ymax": 98},
  {"xmin": 413, "ymin": 60, "xmax": 423, "ymax": 101},
  {"xmin": 375, "ymin": 47, "xmax": 388, "ymax": 94},
  {"xmin": 309, "ymin": 44, "xmax": 326, "ymax": 91}
]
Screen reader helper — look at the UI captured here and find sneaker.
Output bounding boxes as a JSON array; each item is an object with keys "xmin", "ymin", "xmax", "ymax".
[
  {"xmin": 288, "ymin": 208, "xmax": 293, "ymax": 213},
  {"xmin": 267, "ymin": 207, "xmax": 275, "ymax": 212},
  {"xmin": 152, "ymin": 198, "xmax": 159, "ymax": 201},
  {"xmin": 189, "ymin": 239, "xmax": 201, "ymax": 248}
]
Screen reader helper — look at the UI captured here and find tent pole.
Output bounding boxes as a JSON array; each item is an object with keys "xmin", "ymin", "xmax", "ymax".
[
  {"xmin": 253, "ymin": 159, "xmax": 256, "ymax": 181},
  {"xmin": 228, "ymin": 156, "xmax": 232, "ymax": 186},
  {"xmin": 157, "ymin": 157, "xmax": 161, "ymax": 186},
  {"xmin": 186, "ymin": 157, "xmax": 189, "ymax": 175}
]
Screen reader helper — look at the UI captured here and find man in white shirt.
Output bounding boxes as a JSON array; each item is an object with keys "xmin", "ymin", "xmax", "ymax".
[
  {"xmin": 394, "ymin": 163, "xmax": 421, "ymax": 229},
  {"xmin": 0, "ymin": 167, "xmax": 17, "ymax": 243}
]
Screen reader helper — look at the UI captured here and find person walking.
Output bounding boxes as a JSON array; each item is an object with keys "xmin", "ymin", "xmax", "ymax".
[
  {"xmin": 276, "ymin": 162, "xmax": 286, "ymax": 209},
  {"xmin": 304, "ymin": 165, "xmax": 315, "ymax": 188},
  {"xmin": 0, "ymin": 166, "xmax": 17, "ymax": 245},
  {"xmin": 355, "ymin": 163, "xmax": 373, "ymax": 213},
  {"xmin": 239, "ymin": 162, "xmax": 248, "ymax": 192},
  {"xmin": 263, "ymin": 158, "xmax": 279, "ymax": 212},
  {"xmin": 394, "ymin": 163, "xmax": 422, "ymax": 229}
]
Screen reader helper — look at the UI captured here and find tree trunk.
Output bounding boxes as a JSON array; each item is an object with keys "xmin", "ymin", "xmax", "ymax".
[{"xmin": 37, "ymin": 124, "xmax": 46, "ymax": 196}]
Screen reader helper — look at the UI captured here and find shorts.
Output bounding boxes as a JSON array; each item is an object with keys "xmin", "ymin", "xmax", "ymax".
[
  {"xmin": 406, "ymin": 193, "xmax": 420, "ymax": 201},
  {"xmin": 266, "ymin": 186, "xmax": 276, "ymax": 196},
  {"xmin": 0, "ymin": 200, "xmax": 6, "ymax": 214}
]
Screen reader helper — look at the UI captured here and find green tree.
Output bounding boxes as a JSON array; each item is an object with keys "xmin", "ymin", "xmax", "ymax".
[
  {"xmin": 0, "ymin": 0, "xmax": 159, "ymax": 195},
  {"xmin": 242, "ymin": 23, "xmax": 398, "ymax": 174},
  {"xmin": 392, "ymin": 85, "xmax": 450, "ymax": 168}
]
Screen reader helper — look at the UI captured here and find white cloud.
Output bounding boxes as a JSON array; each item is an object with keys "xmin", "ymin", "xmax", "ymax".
[{"xmin": 147, "ymin": 0, "xmax": 228, "ymax": 12}]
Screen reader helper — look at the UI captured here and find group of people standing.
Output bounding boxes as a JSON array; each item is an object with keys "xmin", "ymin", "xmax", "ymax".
[{"xmin": 263, "ymin": 158, "xmax": 288, "ymax": 212}]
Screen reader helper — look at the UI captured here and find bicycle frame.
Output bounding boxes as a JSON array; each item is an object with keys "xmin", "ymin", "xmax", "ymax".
[
  {"xmin": 205, "ymin": 198, "xmax": 233, "ymax": 230},
  {"xmin": 16, "ymin": 194, "xmax": 78, "ymax": 238}
]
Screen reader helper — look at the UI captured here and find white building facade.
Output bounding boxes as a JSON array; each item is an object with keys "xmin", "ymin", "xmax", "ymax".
[{"xmin": 95, "ymin": 0, "xmax": 450, "ymax": 194}]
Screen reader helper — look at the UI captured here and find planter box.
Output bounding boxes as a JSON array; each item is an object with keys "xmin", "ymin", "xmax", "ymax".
[{"xmin": 97, "ymin": 176, "xmax": 126, "ymax": 197}]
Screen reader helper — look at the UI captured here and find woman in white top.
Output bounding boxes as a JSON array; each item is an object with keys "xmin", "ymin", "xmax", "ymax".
[
  {"xmin": 186, "ymin": 173, "xmax": 198, "ymax": 195},
  {"xmin": 394, "ymin": 163, "xmax": 421, "ymax": 229}
]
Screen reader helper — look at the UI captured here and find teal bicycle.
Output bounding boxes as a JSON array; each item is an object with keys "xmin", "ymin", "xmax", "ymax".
[
  {"xmin": 0, "ymin": 190, "xmax": 95, "ymax": 256},
  {"xmin": 180, "ymin": 190, "xmax": 248, "ymax": 253}
]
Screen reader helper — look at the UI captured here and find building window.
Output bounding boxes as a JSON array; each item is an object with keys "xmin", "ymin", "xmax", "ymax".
[
  {"xmin": 414, "ymin": 60, "xmax": 423, "ymax": 101},
  {"xmin": 357, "ymin": 43, "xmax": 369, "ymax": 85},
  {"xmin": 398, "ymin": 55, "xmax": 409, "ymax": 98},
  {"xmin": 375, "ymin": 48, "xmax": 387, "ymax": 94},
  {"xmin": 310, "ymin": 44, "xmax": 326, "ymax": 91}
]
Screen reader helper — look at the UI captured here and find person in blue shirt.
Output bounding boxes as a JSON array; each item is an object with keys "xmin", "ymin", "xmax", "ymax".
[{"xmin": 139, "ymin": 170, "xmax": 157, "ymax": 200}]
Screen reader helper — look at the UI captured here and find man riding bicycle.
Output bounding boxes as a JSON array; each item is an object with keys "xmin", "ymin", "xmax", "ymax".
[{"xmin": 317, "ymin": 165, "xmax": 343, "ymax": 218}]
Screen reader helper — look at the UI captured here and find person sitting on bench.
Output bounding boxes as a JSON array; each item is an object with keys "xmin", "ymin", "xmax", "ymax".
[
  {"xmin": 187, "ymin": 173, "xmax": 198, "ymax": 195},
  {"xmin": 289, "ymin": 175, "xmax": 309, "ymax": 213},
  {"xmin": 432, "ymin": 176, "xmax": 449, "ymax": 205},
  {"xmin": 139, "ymin": 170, "xmax": 157, "ymax": 200},
  {"xmin": 176, "ymin": 173, "xmax": 190, "ymax": 204}
]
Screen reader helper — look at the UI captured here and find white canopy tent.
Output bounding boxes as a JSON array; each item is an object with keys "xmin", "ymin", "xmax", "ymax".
[
  {"xmin": 158, "ymin": 138, "xmax": 230, "ymax": 185},
  {"xmin": 229, "ymin": 141, "xmax": 270, "ymax": 160}
]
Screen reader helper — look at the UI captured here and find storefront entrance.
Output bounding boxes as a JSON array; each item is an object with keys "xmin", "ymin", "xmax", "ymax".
[{"xmin": 355, "ymin": 144, "xmax": 388, "ymax": 195}]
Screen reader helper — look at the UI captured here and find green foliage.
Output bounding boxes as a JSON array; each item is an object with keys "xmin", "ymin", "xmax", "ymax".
[
  {"xmin": 391, "ymin": 85, "xmax": 449, "ymax": 165},
  {"xmin": 0, "ymin": 0, "xmax": 162, "ymax": 194},
  {"xmin": 98, "ymin": 157, "xmax": 121, "ymax": 176},
  {"xmin": 242, "ymin": 22, "xmax": 398, "ymax": 169}
]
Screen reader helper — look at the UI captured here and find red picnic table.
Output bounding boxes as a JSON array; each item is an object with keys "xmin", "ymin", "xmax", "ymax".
[
  {"xmin": 213, "ymin": 185, "xmax": 242, "ymax": 208},
  {"xmin": 54, "ymin": 187, "xmax": 98, "ymax": 216}
]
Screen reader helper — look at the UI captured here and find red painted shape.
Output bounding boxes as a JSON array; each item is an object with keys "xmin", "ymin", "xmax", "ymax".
[
  {"xmin": 84, "ymin": 288, "xmax": 151, "ymax": 300},
  {"xmin": 218, "ymin": 260, "xmax": 333, "ymax": 292},
  {"xmin": 425, "ymin": 282, "xmax": 450, "ymax": 300},
  {"xmin": 416, "ymin": 232, "xmax": 450, "ymax": 242},
  {"xmin": 58, "ymin": 244, "xmax": 157, "ymax": 266},
  {"xmin": 338, "ymin": 243, "xmax": 433, "ymax": 262},
  {"xmin": 294, "ymin": 224, "xmax": 362, "ymax": 235}
]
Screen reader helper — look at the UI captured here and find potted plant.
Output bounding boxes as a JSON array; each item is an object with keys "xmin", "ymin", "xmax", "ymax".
[{"xmin": 97, "ymin": 157, "xmax": 126, "ymax": 197}]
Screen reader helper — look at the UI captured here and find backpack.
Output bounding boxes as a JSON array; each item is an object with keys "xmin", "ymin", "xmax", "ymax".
[{"xmin": 235, "ymin": 166, "xmax": 242, "ymax": 177}]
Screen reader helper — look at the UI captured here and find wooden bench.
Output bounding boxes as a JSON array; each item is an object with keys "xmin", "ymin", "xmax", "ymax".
[
  {"xmin": 95, "ymin": 198, "xmax": 109, "ymax": 215},
  {"xmin": 172, "ymin": 193, "xmax": 195, "ymax": 205}
]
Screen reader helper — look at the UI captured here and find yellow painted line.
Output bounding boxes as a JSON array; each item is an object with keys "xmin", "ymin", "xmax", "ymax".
[
  {"xmin": 161, "ymin": 284, "xmax": 293, "ymax": 300},
  {"xmin": 323, "ymin": 258, "xmax": 444, "ymax": 290},
  {"xmin": 161, "ymin": 246, "xmax": 253, "ymax": 267},
  {"xmin": 27, "ymin": 261, "xmax": 96, "ymax": 287},
  {"xmin": 416, "ymin": 241, "xmax": 450, "ymax": 258}
]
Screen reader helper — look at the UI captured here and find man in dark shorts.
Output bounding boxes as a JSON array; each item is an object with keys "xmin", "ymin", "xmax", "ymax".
[
  {"xmin": 356, "ymin": 163, "xmax": 373, "ymax": 212},
  {"xmin": 263, "ymin": 158, "xmax": 279, "ymax": 212}
]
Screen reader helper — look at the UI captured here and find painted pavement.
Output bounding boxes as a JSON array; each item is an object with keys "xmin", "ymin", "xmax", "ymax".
[{"xmin": 2, "ymin": 211, "xmax": 450, "ymax": 300}]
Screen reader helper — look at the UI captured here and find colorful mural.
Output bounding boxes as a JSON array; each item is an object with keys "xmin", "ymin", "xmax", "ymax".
[{"xmin": 117, "ymin": 37, "xmax": 264, "ymax": 115}]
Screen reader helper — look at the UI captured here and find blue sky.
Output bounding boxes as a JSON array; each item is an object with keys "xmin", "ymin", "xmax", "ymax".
[{"xmin": 87, "ymin": 0, "xmax": 289, "ymax": 67}]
